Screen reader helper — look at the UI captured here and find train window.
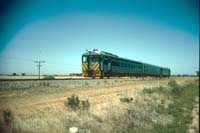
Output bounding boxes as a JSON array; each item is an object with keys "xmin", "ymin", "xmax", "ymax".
[
  {"xmin": 93, "ymin": 57, "xmax": 99, "ymax": 62},
  {"xmin": 116, "ymin": 62, "xmax": 119, "ymax": 66},
  {"xmin": 121, "ymin": 63, "xmax": 124, "ymax": 67},
  {"xmin": 112, "ymin": 61, "xmax": 119, "ymax": 66},
  {"xmin": 88, "ymin": 57, "xmax": 93, "ymax": 62},
  {"xmin": 104, "ymin": 60, "xmax": 108, "ymax": 65},
  {"xmin": 83, "ymin": 56, "xmax": 87, "ymax": 62},
  {"xmin": 99, "ymin": 57, "xmax": 103, "ymax": 61}
]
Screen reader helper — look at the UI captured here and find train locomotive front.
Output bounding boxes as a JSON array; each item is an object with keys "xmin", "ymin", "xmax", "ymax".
[{"xmin": 82, "ymin": 49, "xmax": 102, "ymax": 78}]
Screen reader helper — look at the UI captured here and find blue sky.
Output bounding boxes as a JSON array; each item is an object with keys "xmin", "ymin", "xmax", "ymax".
[{"xmin": 0, "ymin": 0, "xmax": 199, "ymax": 75}]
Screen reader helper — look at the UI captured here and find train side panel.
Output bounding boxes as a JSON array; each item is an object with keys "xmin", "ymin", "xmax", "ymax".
[
  {"xmin": 161, "ymin": 68, "xmax": 170, "ymax": 77},
  {"xmin": 105, "ymin": 57, "xmax": 143, "ymax": 77},
  {"xmin": 144, "ymin": 64, "xmax": 161, "ymax": 76}
]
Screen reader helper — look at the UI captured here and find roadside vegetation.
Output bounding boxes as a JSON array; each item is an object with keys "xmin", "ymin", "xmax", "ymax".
[
  {"xmin": 0, "ymin": 78, "xmax": 198, "ymax": 132},
  {"xmin": 151, "ymin": 80, "xmax": 199, "ymax": 133},
  {"xmin": 65, "ymin": 94, "xmax": 90, "ymax": 110},
  {"xmin": 43, "ymin": 75, "xmax": 55, "ymax": 80}
]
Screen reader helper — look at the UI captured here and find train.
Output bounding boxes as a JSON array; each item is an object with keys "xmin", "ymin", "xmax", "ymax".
[{"xmin": 82, "ymin": 49, "xmax": 170, "ymax": 78}]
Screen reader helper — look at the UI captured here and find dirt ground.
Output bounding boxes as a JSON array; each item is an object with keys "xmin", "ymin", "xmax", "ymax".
[
  {"xmin": 0, "ymin": 77, "xmax": 198, "ymax": 133},
  {"xmin": 0, "ymin": 77, "xmax": 194, "ymax": 114}
]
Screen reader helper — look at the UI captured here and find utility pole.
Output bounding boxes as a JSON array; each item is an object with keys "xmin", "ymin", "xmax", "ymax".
[{"xmin": 34, "ymin": 61, "xmax": 45, "ymax": 79}]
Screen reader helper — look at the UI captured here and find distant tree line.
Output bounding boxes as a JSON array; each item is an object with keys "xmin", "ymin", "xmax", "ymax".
[
  {"xmin": 69, "ymin": 73, "xmax": 82, "ymax": 76},
  {"xmin": 12, "ymin": 73, "xmax": 26, "ymax": 76},
  {"xmin": 171, "ymin": 74, "xmax": 198, "ymax": 77}
]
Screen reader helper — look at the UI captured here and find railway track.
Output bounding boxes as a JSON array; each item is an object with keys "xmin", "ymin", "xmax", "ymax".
[
  {"xmin": 0, "ymin": 77, "xmax": 146, "ymax": 82},
  {"xmin": 0, "ymin": 77, "xmax": 93, "ymax": 82}
]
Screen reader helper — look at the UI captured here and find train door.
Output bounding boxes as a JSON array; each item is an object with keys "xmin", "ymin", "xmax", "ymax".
[
  {"xmin": 107, "ymin": 58, "xmax": 112, "ymax": 78},
  {"xmin": 87, "ymin": 56, "xmax": 93, "ymax": 77},
  {"xmin": 99, "ymin": 56, "xmax": 104, "ymax": 79},
  {"xmin": 103, "ymin": 59, "xmax": 108, "ymax": 72},
  {"xmin": 88, "ymin": 56, "xmax": 93, "ymax": 70},
  {"xmin": 82, "ymin": 56, "xmax": 88, "ymax": 77},
  {"xmin": 108, "ymin": 59, "xmax": 111, "ymax": 72}
]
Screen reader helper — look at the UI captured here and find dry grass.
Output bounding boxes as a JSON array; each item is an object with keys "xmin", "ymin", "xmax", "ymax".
[
  {"xmin": 0, "ymin": 77, "xmax": 197, "ymax": 132},
  {"xmin": 188, "ymin": 97, "xmax": 199, "ymax": 133},
  {"xmin": 0, "ymin": 75, "xmax": 85, "ymax": 80},
  {"xmin": 0, "ymin": 93, "xmax": 172, "ymax": 133}
]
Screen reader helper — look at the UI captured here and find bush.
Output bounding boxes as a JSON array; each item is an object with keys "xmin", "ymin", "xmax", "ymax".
[
  {"xmin": 168, "ymin": 80, "xmax": 178, "ymax": 87},
  {"xmin": 142, "ymin": 86, "xmax": 166, "ymax": 94},
  {"xmin": 12, "ymin": 73, "xmax": 17, "ymax": 76},
  {"xmin": 168, "ymin": 80, "xmax": 181, "ymax": 95},
  {"xmin": 65, "ymin": 95, "xmax": 90, "ymax": 110},
  {"xmin": 81, "ymin": 100, "xmax": 90, "ymax": 110},
  {"xmin": 120, "ymin": 97, "xmax": 133, "ymax": 103},
  {"xmin": 142, "ymin": 88, "xmax": 154, "ymax": 94},
  {"xmin": 171, "ymin": 86, "xmax": 181, "ymax": 95},
  {"xmin": 2, "ymin": 109, "xmax": 14, "ymax": 125},
  {"xmin": 39, "ymin": 82, "xmax": 50, "ymax": 86},
  {"xmin": 43, "ymin": 75, "xmax": 55, "ymax": 80},
  {"xmin": 21, "ymin": 73, "xmax": 26, "ymax": 76},
  {"xmin": 66, "ymin": 95, "xmax": 80, "ymax": 109}
]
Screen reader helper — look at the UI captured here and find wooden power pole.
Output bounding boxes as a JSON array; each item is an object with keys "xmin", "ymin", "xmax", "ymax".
[{"xmin": 34, "ymin": 61, "xmax": 45, "ymax": 79}]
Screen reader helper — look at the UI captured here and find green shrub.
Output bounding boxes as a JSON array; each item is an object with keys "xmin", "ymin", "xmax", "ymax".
[
  {"xmin": 65, "ymin": 95, "xmax": 90, "ymax": 110},
  {"xmin": 155, "ymin": 86, "xmax": 166, "ymax": 94},
  {"xmin": 168, "ymin": 80, "xmax": 181, "ymax": 95},
  {"xmin": 65, "ymin": 95, "xmax": 80, "ymax": 109},
  {"xmin": 168, "ymin": 80, "xmax": 178, "ymax": 87},
  {"xmin": 39, "ymin": 82, "xmax": 50, "ymax": 86},
  {"xmin": 21, "ymin": 73, "xmax": 26, "ymax": 76},
  {"xmin": 3, "ymin": 109, "xmax": 14, "ymax": 125},
  {"xmin": 81, "ymin": 100, "xmax": 90, "ymax": 110},
  {"xmin": 142, "ymin": 86, "xmax": 167, "ymax": 95},
  {"xmin": 171, "ymin": 85, "xmax": 181, "ymax": 95},
  {"xmin": 120, "ymin": 97, "xmax": 133, "ymax": 103},
  {"xmin": 142, "ymin": 88, "xmax": 154, "ymax": 94},
  {"xmin": 43, "ymin": 75, "xmax": 55, "ymax": 80}
]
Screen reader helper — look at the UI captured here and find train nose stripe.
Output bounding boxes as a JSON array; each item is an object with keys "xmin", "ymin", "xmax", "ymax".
[
  {"xmin": 94, "ymin": 64, "xmax": 99, "ymax": 71},
  {"xmin": 93, "ymin": 63, "xmax": 99, "ymax": 71},
  {"xmin": 82, "ymin": 63, "xmax": 88, "ymax": 71}
]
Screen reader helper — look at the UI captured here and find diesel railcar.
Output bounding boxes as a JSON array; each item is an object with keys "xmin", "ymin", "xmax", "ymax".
[{"xmin": 82, "ymin": 49, "xmax": 170, "ymax": 78}]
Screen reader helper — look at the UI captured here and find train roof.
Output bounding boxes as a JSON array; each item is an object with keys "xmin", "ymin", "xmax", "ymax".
[
  {"xmin": 82, "ymin": 49, "xmax": 118, "ymax": 58},
  {"xmin": 143, "ymin": 63, "xmax": 170, "ymax": 70},
  {"xmin": 82, "ymin": 49, "xmax": 139, "ymax": 63},
  {"xmin": 82, "ymin": 49, "xmax": 170, "ymax": 70}
]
